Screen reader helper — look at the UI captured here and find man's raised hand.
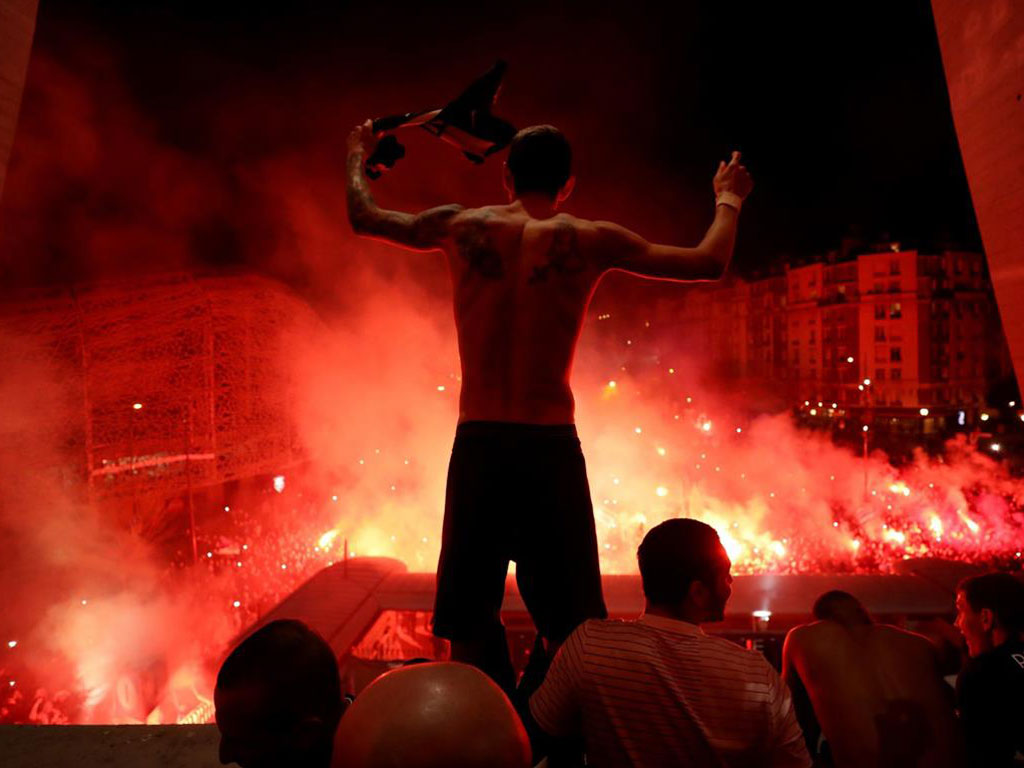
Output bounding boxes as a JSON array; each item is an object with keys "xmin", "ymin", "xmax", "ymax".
[
  {"xmin": 713, "ymin": 151, "xmax": 754, "ymax": 201},
  {"xmin": 347, "ymin": 119, "xmax": 378, "ymax": 156}
]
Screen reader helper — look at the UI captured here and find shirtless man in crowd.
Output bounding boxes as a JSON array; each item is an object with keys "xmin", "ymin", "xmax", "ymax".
[
  {"xmin": 345, "ymin": 120, "xmax": 752, "ymax": 696},
  {"xmin": 782, "ymin": 590, "xmax": 964, "ymax": 767}
]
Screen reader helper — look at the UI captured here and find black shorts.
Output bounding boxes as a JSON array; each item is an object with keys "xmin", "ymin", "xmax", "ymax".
[{"xmin": 432, "ymin": 421, "xmax": 607, "ymax": 644}]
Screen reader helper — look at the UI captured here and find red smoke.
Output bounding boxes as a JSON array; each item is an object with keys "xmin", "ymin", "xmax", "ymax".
[{"xmin": 0, "ymin": 33, "xmax": 1021, "ymax": 727}]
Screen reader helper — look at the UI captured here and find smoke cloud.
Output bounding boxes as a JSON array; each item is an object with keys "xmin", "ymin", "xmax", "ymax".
[{"xmin": 0, "ymin": 18, "xmax": 1019, "ymax": 726}]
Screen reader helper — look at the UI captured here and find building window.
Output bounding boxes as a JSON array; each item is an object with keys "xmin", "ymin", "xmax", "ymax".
[
  {"xmin": 890, "ymin": 302, "xmax": 902, "ymax": 319},
  {"xmin": 891, "ymin": 368, "xmax": 902, "ymax": 380},
  {"xmin": 875, "ymin": 304, "xmax": 886, "ymax": 319},
  {"xmin": 889, "ymin": 280, "xmax": 901, "ymax": 293},
  {"xmin": 875, "ymin": 369, "xmax": 886, "ymax": 381},
  {"xmin": 890, "ymin": 347, "xmax": 902, "ymax": 362},
  {"xmin": 874, "ymin": 326, "xmax": 886, "ymax": 342},
  {"xmin": 890, "ymin": 259, "xmax": 901, "ymax": 275}
]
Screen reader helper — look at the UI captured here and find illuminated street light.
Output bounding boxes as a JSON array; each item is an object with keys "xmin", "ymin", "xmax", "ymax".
[
  {"xmin": 862, "ymin": 425, "xmax": 869, "ymax": 432},
  {"xmin": 863, "ymin": 378, "xmax": 871, "ymax": 386},
  {"xmin": 991, "ymin": 443, "xmax": 1002, "ymax": 452},
  {"xmin": 846, "ymin": 356, "xmax": 855, "ymax": 363},
  {"xmin": 132, "ymin": 402, "xmax": 143, "ymax": 410},
  {"xmin": 919, "ymin": 408, "xmax": 929, "ymax": 416},
  {"xmin": 981, "ymin": 413, "xmax": 990, "ymax": 422},
  {"xmin": 273, "ymin": 475, "xmax": 286, "ymax": 493}
]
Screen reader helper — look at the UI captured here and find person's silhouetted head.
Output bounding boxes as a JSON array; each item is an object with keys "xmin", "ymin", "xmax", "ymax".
[
  {"xmin": 215, "ymin": 619, "xmax": 344, "ymax": 768},
  {"xmin": 503, "ymin": 125, "xmax": 574, "ymax": 204},
  {"xmin": 332, "ymin": 662, "xmax": 530, "ymax": 768},
  {"xmin": 637, "ymin": 518, "xmax": 732, "ymax": 623},
  {"xmin": 812, "ymin": 590, "xmax": 873, "ymax": 627},
  {"xmin": 955, "ymin": 572, "xmax": 1024, "ymax": 657}
]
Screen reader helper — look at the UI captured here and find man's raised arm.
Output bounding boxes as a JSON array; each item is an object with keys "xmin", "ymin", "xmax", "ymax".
[
  {"xmin": 345, "ymin": 120, "xmax": 463, "ymax": 251},
  {"xmin": 594, "ymin": 151, "xmax": 753, "ymax": 281}
]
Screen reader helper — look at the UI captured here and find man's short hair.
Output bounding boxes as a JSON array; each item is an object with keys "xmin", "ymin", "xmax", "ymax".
[
  {"xmin": 957, "ymin": 572, "xmax": 1024, "ymax": 634},
  {"xmin": 812, "ymin": 590, "xmax": 872, "ymax": 625},
  {"xmin": 506, "ymin": 125, "xmax": 572, "ymax": 198},
  {"xmin": 217, "ymin": 619, "xmax": 342, "ymax": 727},
  {"xmin": 637, "ymin": 518, "xmax": 723, "ymax": 605}
]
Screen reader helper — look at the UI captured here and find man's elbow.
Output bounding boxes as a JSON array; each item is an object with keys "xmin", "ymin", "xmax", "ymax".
[
  {"xmin": 348, "ymin": 209, "xmax": 377, "ymax": 237},
  {"xmin": 694, "ymin": 246, "xmax": 729, "ymax": 281}
]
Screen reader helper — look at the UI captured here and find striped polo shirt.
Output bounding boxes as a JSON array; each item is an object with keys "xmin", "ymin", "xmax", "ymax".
[{"xmin": 530, "ymin": 614, "xmax": 810, "ymax": 768}]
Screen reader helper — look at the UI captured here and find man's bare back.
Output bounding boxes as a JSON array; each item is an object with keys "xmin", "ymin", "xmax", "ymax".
[
  {"xmin": 784, "ymin": 620, "xmax": 963, "ymax": 768},
  {"xmin": 442, "ymin": 203, "xmax": 632, "ymax": 424}
]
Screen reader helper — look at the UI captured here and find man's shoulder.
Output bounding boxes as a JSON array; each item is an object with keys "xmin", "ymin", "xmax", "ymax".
[
  {"xmin": 783, "ymin": 621, "xmax": 833, "ymax": 653},
  {"xmin": 871, "ymin": 623, "xmax": 936, "ymax": 653},
  {"xmin": 566, "ymin": 617, "xmax": 656, "ymax": 647},
  {"xmin": 700, "ymin": 631, "xmax": 776, "ymax": 668},
  {"xmin": 573, "ymin": 616, "xmax": 637, "ymax": 637},
  {"xmin": 969, "ymin": 640, "xmax": 1024, "ymax": 680}
]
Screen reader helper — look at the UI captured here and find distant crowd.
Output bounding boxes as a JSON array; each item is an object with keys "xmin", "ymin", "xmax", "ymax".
[{"xmin": 213, "ymin": 519, "xmax": 1024, "ymax": 768}]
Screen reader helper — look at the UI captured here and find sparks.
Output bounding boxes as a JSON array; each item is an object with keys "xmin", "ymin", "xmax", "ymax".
[{"xmin": 318, "ymin": 529, "xmax": 340, "ymax": 550}]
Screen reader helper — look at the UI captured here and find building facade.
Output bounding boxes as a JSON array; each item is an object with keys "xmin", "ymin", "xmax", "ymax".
[{"xmin": 679, "ymin": 246, "xmax": 1012, "ymax": 427}]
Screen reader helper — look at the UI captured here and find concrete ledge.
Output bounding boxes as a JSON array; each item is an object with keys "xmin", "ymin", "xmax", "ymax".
[{"xmin": 0, "ymin": 725, "xmax": 221, "ymax": 768}]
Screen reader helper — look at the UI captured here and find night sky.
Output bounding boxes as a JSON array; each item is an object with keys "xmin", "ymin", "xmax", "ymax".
[{"xmin": 0, "ymin": 0, "xmax": 980, "ymax": 297}]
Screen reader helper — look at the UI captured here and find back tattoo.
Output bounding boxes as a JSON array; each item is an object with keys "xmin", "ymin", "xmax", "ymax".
[
  {"xmin": 455, "ymin": 215, "xmax": 504, "ymax": 279},
  {"xmin": 529, "ymin": 222, "xmax": 585, "ymax": 284}
]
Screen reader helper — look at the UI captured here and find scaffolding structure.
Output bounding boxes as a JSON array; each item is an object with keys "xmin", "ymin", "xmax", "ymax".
[{"xmin": 1, "ymin": 272, "xmax": 320, "ymax": 530}]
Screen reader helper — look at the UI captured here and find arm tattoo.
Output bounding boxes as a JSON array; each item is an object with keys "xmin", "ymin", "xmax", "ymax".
[
  {"xmin": 346, "ymin": 151, "xmax": 378, "ymax": 230},
  {"xmin": 529, "ymin": 222, "xmax": 584, "ymax": 284},
  {"xmin": 346, "ymin": 151, "xmax": 461, "ymax": 250},
  {"xmin": 455, "ymin": 214, "xmax": 504, "ymax": 279}
]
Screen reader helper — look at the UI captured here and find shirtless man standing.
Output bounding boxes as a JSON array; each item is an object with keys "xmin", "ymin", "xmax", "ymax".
[
  {"xmin": 345, "ymin": 121, "xmax": 753, "ymax": 695},
  {"xmin": 782, "ymin": 590, "xmax": 964, "ymax": 768}
]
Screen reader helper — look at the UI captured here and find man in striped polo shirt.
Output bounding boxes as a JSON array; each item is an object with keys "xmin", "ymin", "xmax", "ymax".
[{"xmin": 530, "ymin": 519, "xmax": 810, "ymax": 767}]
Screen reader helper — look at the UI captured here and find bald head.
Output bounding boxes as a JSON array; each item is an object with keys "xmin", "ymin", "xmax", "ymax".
[{"xmin": 332, "ymin": 662, "xmax": 530, "ymax": 768}]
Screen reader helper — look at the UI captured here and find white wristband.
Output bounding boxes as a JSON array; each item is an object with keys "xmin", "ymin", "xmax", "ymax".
[{"xmin": 716, "ymin": 191, "xmax": 743, "ymax": 212}]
